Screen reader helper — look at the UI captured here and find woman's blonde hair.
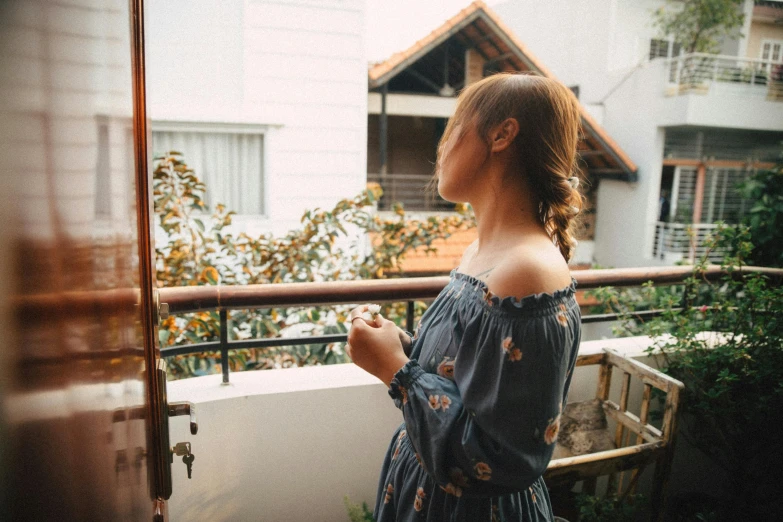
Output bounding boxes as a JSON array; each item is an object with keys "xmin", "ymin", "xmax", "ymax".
[{"xmin": 438, "ymin": 73, "xmax": 584, "ymax": 261}]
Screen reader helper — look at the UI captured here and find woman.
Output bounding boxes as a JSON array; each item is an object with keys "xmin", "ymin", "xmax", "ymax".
[{"xmin": 347, "ymin": 73, "xmax": 583, "ymax": 521}]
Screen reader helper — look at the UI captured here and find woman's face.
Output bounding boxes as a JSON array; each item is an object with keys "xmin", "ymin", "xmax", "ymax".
[{"xmin": 436, "ymin": 122, "xmax": 488, "ymax": 203}]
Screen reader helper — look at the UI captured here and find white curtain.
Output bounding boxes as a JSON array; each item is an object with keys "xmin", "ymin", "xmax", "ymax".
[{"xmin": 153, "ymin": 130, "xmax": 264, "ymax": 215}]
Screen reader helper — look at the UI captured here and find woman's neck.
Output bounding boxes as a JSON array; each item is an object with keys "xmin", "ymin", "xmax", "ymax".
[{"xmin": 470, "ymin": 173, "xmax": 546, "ymax": 253}]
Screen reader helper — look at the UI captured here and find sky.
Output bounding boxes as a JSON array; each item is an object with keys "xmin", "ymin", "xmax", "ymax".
[{"xmin": 365, "ymin": 0, "xmax": 506, "ymax": 62}]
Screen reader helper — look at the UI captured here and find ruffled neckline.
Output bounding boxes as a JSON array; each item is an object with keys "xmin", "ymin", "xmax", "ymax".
[{"xmin": 450, "ymin": 269, "xmax": 577, "ymax": 313}]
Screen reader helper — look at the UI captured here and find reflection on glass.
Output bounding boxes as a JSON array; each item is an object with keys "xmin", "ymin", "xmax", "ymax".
[{"xmin": 0, "ymin": 1, "xmax": 151, "ymax": 519}]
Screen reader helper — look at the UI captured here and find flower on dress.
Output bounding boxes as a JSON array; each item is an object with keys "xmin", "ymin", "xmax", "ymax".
[
  {"xmin": 557, "ymin": 303, "xmax": 569, "ymax": 327},
  {"xmin": 399, "ymin": 386, "xmax": 408, "ymax": 405},
  {"xmin": 544, "ymin": 415, "xmax": 561, "ymax": 444},
  {"xmin": 529, "ymin": 486, "xmax": 537, "ymax": 503},
  {"xmin": 384, "ymin": 483, "xmax": 394, "ymax": 504},
  {"xmin": 474, "ymin": 462, "xmax": 492, "ymax": 481},
  {"xmin": 441, "ymin": 483, "xmax": 463, "ymax": 497},
  {"xmin": 428, "ymin": 395, "xmax": 441, "ymax": 410},
  {"xmin": 440, "ymin": 395, "xmax": 452, "ymax": 411},
  {"xmin": 415, "ymin": 452, "xmax": 425, "ymax": 469},
  {"xmin": 502, "ymin": 337, "xmax": 522, "ymax": 361},
  {"xmin": 413, "ymin": 487, "xmax": 426, "ymax": 512},
  {"xmin": 437, "ymin": 357, "xmax": 455, "ymax": 380}
]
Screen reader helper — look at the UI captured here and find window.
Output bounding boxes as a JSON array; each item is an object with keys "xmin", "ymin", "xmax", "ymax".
[
  {"xmin": 649, "ymin": 38, "xmax": 681, "ymax": 61},
  {"xmin": 152, "ymin": 123, "xmax": 265, "ymax": 215},
  {"xmin": 95, "ymin": 117, "xmax": 111, "ymax": 219},
  {"xmin": 672, "ymin": 167, "xmax": 750, "ymax": 224},
  {"xmin": 760, "ymin": 39, "xmax": 783, "ymax": 64}
]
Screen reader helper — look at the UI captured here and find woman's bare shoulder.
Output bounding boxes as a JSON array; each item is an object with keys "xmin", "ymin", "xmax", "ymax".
[{"xmin": 485, "ymin": 242, "xmax": 572, "ymax": 300}]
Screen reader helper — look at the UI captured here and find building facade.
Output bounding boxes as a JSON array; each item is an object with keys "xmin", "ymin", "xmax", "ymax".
[
  {"xmin": 494, "ymin": 0, "xmax": 783, "ymax": 266},
  {"xmin": 145, "ymin": 0, "xmax": 368, "ymax": 236}
]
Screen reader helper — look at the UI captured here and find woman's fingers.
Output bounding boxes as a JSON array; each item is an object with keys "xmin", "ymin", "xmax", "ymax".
[{"xmin": 348, "ymin": 304, "xmax": 369, "ymax": 322}]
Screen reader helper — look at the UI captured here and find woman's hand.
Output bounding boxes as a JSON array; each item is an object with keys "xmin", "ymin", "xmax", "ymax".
[{"xmin": 346, "ymin": 305, "xmax": 410, "ymax": 387}]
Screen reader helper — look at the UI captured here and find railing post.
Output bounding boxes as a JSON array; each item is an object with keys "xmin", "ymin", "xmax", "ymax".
[
  {"xmin": 712, "ymin": 58, "xmax": 718, "ymax": 85},
  {"xmin": 406, "ymin": 300, "xmax": 415, "ymax": 333},
  {"xmin": 220, "ymin": 309, "xmax": 229, "ymax": 384}
]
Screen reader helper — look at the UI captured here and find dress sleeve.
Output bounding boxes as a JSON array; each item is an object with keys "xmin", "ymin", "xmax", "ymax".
[{"xmin": 388, "ymin": 300, "xmax": 580, "ymax": 497}]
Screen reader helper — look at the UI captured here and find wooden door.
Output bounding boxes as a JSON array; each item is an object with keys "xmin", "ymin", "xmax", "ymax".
[{"xmin": 0, "ymin": 0, "xmax": 171, "ymax": 520}]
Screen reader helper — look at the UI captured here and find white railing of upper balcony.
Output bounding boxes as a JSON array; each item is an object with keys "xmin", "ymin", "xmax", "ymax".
[
  {"xmin": 664, "ymin": 53, "xmax": 783, "ymax": 99},
  {"xmin": 653, "ymin": 222, "xmax": 731, "ymax": 263}
]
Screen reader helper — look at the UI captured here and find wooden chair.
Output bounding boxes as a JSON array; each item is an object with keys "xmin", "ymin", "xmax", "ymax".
[{"xmin": 543, "ymin": 348, "xmax": 684, "ymax": 522}]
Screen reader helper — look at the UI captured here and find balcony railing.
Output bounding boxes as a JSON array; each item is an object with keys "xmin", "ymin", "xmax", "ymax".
[
  {"xmin": 157, "ymin": 266, "xmax": 782, "ymax": 383},
  {"xmin": 664, "ymin": 53, "xmax": 783, "ymax": 100},
  {"xmin": 161, "ymin": 266, "xmax": 783, "ymax": 521},
  {"xmin": 367, "ymin": 172, "xmax": 454, "ymax": 212},
  {"xmin": 652, "ymin": 221, "xmax": 728, "ymax": 263}
]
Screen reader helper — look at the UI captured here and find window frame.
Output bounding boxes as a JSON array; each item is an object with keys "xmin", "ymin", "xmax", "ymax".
[
  {"xmin": 759, "ymin": 39, "xmax": 783, "ymax": 64},
  {"xmin": 151, "ymin": 121, "xmax": 270, "ymax": 217}
]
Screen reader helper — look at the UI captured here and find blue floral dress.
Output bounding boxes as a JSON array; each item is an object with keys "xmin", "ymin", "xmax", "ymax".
[{"xmin": 375, "ymin": 270, "xmax": 581, "ymax": 522}]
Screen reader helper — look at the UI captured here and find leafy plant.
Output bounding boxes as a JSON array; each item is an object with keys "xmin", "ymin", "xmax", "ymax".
[
  {"xmin": 593, "ymin": 224, "xmax": 783, "ymax": 519},
  {"xmin": 575, "ymin": 492, "xmax": 646, "ymax": 522},
  {"xmin": 652, "ymin": 0, "xmax": 745, "ymax": 54},
  {"xmin": 343, "ymin": 495, "xmax": 375, "ymax": 522},
  {"xmin": 154, "ymin": 152, "xmax": 475, "ymax": 378},
  {"xmin": 738, "ymin": 150, "xmax": 783, "ymax": 267}
]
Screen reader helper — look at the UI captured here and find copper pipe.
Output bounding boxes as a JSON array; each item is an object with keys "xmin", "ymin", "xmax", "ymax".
[{"xmin": 157, "ymin": 266, "xmax": 783, "ymax": 314}]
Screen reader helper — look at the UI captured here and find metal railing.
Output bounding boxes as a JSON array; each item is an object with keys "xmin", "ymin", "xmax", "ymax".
[
  {"xmin": 664, "ymin": 53, "xmax": 783, "ymax": 99},
  {"xmin": 652, "ymin": 222, "xmax": 728, "ymax": 263},
  {"xmin": 367, "ymin": 173, "xmax": 454, "ymax": 212},
  {"xmin": 157, "ymin": 266, "xmax": 783, "ymax": 383}
]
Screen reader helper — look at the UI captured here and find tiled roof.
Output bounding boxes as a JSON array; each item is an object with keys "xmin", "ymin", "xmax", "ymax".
[{"xmin": 367, "ymin": 0, "xmax": 637, "ymax": 180}]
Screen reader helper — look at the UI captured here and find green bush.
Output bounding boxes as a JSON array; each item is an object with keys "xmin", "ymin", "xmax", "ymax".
[
  {"xmin": 154, "ymin": 152, "xmax": 475, "ymax": 378},
  {"xmin": 593, "ymin": 225, "xmax": 783, "ymax": 519},
  {"xmin": 738, "ymin": 151, "xmax": 783, "ymax": 268},
  {"xmin": 575, "ymin": 492, "xmax": 646, "ymax": 522},
  {"xmin": 343, "ymin": 496, "xmax": 375, "ymax": 522}
]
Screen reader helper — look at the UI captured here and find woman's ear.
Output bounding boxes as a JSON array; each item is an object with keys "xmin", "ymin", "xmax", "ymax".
[{"xmin": 490, "ymin": 118, "xmax": 519, "ymax": 153}]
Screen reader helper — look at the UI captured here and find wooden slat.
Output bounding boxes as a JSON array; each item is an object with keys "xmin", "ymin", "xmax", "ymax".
[
  {"xmin": 612, "ymin": 371, "xmax": 632, "ymax": 493},
  {"xmin": 614, "ymin": 372, "xmax": 631, "ymax": 445},
  {"xmin": 544, "ymin": 442, "xmax": 664, "ymax": 487},
  {"xmin": 604, "ymin": 400, "xmax": 663, "ymax": 443},
  {"xmin": 605, "ymin": 349, "xmax": 682, "ymax": 393},
  {"xmin": 576, "ymin": 352, "xmax": 606, "ymax": 368},
  {"xmin": 596, "ymin": 360, "xmax": 612, "ymax": 400},
  {"xmin": 629, "ymin": 383, "xmax": 654, "ymax": 493}
]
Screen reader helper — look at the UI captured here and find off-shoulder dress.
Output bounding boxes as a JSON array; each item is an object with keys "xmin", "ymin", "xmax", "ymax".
[{"xmin": 374, "ymin": 270, "xmax": 581, "ymax": 522}]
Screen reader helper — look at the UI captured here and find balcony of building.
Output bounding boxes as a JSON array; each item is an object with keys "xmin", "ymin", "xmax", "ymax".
[
  {"xmin": 156, "ymin": 266, "xmax": 780, "ymax": 521},
  {"xmin": 656, "ymin": 53, "xmax": 783, "ymax": 131}
]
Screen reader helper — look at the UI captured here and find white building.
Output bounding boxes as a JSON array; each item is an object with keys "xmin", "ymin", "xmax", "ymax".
[
  {"xmin": 493, "ymin": 0, "xmax": 783, "ymax": 267},
  {"xmin": 145, "ymin": 0, "xmax": 368, "ymax": 236}
]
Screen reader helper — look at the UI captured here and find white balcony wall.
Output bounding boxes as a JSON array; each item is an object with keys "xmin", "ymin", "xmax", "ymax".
[
  {"xmin": 146, "ymin": 0, "xmax": 368, "ymax": 235},
  {"xmin": 166, "ymin": 336, "xmax": 714, "ymax": 522}
]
